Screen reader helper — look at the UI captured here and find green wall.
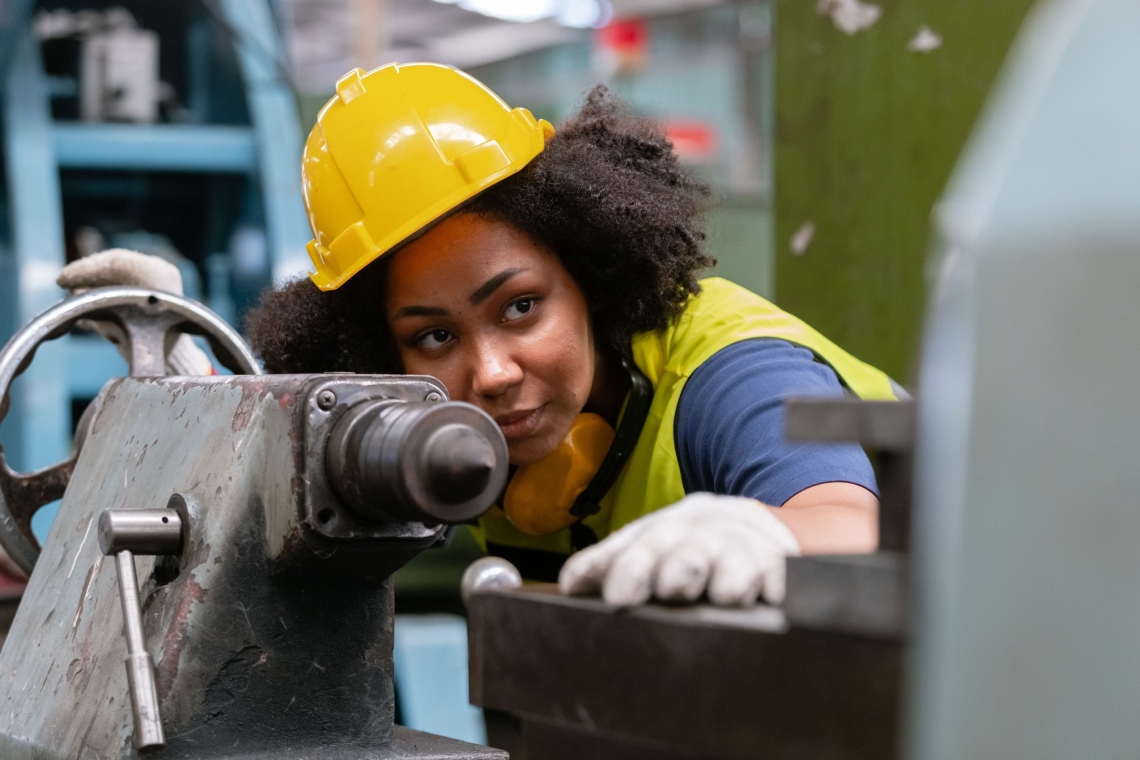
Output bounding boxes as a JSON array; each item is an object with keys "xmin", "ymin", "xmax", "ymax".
[
  {"xmin": 775, "ymin": 0, "xmax": 1036, "ymax": 382},
  {"xmin": 706, "ymin": 202, "xmax": 774, "ymax": 299}
]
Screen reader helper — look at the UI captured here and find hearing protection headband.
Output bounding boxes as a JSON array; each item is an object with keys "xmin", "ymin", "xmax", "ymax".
[{"xmin": 567, "ymin": 358, "xmax": 654, "ymax": 548}]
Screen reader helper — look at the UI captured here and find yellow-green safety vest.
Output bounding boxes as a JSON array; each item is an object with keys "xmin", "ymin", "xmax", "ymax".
[{"xmin": 471, "ymin": 277, "xmax": 898, "ymax": 564}]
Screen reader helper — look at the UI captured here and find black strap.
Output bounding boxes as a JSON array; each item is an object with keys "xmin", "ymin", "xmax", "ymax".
[
  {"xmin": 569, "ymin": 521, "xmax": 598, "ymax": 550},
  {"xmin": 568, "ymin": 358, "xmax": 653, "ymax": 522},
  {"xmin": 490, "ymin": 359, "xmax": 651, "ymax": 565},
  {"xmin": 485, "ymin": 542, "xmax": 569, "ymax": 583}
]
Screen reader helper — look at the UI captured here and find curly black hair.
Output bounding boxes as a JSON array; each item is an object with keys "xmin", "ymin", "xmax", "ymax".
[{"xmin": 246, "ymin": 85, "xmax": 714, "ymax": 374}]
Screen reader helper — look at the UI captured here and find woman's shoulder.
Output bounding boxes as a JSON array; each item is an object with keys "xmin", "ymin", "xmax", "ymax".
[{"xmin": 631, "ymin": 277, "xmax": 805, "ymax": 381}]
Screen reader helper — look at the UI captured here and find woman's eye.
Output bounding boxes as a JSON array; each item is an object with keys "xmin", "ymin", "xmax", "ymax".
[
  {"xmin": 417, "ymin": 329, "xmax": 452, "ymax": 349},
  {"xmin": 503, "ymin": 298, "xmax": 535, "ymax": 322}
]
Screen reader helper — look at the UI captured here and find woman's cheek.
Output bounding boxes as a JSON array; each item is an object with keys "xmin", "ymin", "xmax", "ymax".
[
  {"xmin": 538, "ymin": 323, "xmax": 593, "ymax": 411},
  {"xmin": 399, "ymin": 351, "xmax": 460, "ymax": 399}
]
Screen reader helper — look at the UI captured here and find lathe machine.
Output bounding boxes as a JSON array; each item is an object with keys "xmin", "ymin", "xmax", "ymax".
[{"xmin": 0, "ymin": 287, "xmax": 510, "ymax": 759}]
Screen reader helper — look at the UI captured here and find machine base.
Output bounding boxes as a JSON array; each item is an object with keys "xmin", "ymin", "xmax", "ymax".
[
  {"xmin": 0, "ymin": 726, "xmax": 507, "ymax": 760},
  {"xmin": 158, "ymin": 726, "xmax": 508, "ymax": 760},
  {"xmin": 469, "ymin": 585, "xmax": 902, "ymax": 760}
]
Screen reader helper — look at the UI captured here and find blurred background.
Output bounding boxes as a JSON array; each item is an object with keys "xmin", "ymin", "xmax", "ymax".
[{"xmin": 0, "ymin": 0, "xmax": 1038, "ymax": 746}]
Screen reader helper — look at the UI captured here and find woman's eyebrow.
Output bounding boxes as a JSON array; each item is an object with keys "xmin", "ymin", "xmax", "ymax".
[
  {"xmin": 393, "ymin": 305, "xmax": 448, "ymax": 319},
  {"xmin": 469, "ymin": 267, "xmax": 526, "ymax": 305}
]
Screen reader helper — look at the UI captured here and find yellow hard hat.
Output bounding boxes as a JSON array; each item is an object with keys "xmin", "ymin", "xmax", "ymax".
[{"xmin": 301, "ymin": 63, "xmax": 555, "ymax": 291}]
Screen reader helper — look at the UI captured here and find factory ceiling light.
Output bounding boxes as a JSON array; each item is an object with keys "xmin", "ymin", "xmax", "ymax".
[{"xmin": 432, "ymin": 0, "xmax": 613, "ymax": 29}]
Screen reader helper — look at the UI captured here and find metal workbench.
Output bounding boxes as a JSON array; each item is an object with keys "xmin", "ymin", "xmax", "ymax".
[{"xmin": 468, "ymin": 585, "xmax": 903, "ymax": 759}]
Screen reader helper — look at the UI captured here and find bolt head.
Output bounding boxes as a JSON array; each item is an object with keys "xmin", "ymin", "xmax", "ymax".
[
  {"xmin": 425, "ymin": 391, "xmax": 443, "ymax": 403},
  {"xmin": 317, "ymin": 389, "xmax": 337, "ymax": 410}
]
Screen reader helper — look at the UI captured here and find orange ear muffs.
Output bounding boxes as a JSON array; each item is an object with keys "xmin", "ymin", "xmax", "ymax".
[{"xmin": 502, "ymin": 413, "xmax": 615, "ymax": 535}]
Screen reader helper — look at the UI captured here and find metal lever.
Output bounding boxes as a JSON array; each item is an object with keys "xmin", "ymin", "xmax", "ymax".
[{"xmin": 98, "ymin": 508, "xmax": 183, "ymax": 751}]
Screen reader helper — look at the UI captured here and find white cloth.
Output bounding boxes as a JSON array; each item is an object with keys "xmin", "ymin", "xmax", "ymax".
[
  {"xmin": 57, "ymin": 248, "xmax": 214, "ymax": 376},
  {"xmin": 558, "ymin": 492, "xmax": 802, "ymax": 607}
]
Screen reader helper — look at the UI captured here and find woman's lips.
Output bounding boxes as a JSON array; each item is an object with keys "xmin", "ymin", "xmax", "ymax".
[{"xmin": 495, "ymin": 405, "xmax": 545, "ymax": 439}]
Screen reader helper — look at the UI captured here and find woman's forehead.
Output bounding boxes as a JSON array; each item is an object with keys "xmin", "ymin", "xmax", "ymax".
[{"xmin": 386, "ymin": 214, "xmax": 556, "ymax": 303}]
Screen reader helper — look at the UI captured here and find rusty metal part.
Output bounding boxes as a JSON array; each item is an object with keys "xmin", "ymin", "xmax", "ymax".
[
  {"xmin": 0, "ymin": 287, "xmax": 261, "ymax": 574},
  {"xmin": 325, "ymin": 399, "xmax": 508, "ymax": 525},
  {"xmin": 468, "ymin": 585, "xmax": 903, "ymax": 760},
  {"xmin": 0, "ymin": 375, "xmax": 503, "ymax": 758}
]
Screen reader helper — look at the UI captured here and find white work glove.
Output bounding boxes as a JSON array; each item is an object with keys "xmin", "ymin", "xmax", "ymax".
[
  {"xmin": 57, "ymin": 249, "xmax": 214, "ymax": 376},
  {"xmin": 559, "ymin": 493, "xmax": 801, "ymax": 607}
]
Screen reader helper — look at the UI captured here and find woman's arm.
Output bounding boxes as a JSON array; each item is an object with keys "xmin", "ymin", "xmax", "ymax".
[
  {"xmin": 675, "ymin": 339, "xmax": 883, "ymax": 555},
  {"xmin": 768, "ymin": 481, "xmax": 878, "ymax": 555},
  {"xmin": 675, "ymin": 339, "xmax": 882, "ymax": 541},
  {"xmin": 560, "ymin": 340, "xmax": 885, "ymax": 607}
]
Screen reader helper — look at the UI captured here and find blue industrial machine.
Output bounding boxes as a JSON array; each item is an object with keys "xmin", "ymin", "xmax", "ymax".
[{"xmin": 0, "ymin": 0, "xmax": 311, "ymax": 538}]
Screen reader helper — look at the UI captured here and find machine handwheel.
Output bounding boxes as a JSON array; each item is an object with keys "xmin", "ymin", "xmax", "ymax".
[{"xmin": 0, "ymin": 287, "xmax": 262, "ymax": 574}]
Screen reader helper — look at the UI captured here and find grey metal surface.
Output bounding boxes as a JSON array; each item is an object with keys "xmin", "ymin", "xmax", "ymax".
[
  {"xmin": 785, "ymin": 552, "xmax": 906, "ymax": 639},
  {"xmin": 907, "ymin": 1, "xmax": 1140, "ymax": 758},
  {"xmin": 0, "ymin": 375, "xmax": 493, "ymax": 758},
  {"xmin": 98, "ymin": 509, "xmax": 183, "ymax": 556},
  {"xmin": 0, "ymin": 287, "xmax": 261, "ymax": 574},
  {"xmin": 468, "ymin": 585, "xmax": 902, "ymax": 760},
  {"xmin": 115, "ymin": 551, "xmax": 165, "ymax": 750},
  {"xmin": 327, "ymin": 400, "xmax": 509, "ymax": 525},
  {"xmin": 785, "ymin": 397, "xmax": 916, "ymax": 450},
  {"xmin": 302, "ymin": 376, "xmax": 461, "ymax": 542}
]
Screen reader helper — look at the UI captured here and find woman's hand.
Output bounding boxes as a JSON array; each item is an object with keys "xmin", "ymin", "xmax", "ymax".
[
  {"xmin": 57, "ymin": 249, "xmax": 214, "ymax": 375},
  {"xmin": 558, "ymin": 493, "xmax": 802, "ymax": 607}
]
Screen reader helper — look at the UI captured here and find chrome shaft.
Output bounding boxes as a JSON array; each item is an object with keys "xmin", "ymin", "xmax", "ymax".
[
  {"xmin": 101, "ymin": 507, "xmax": 183, "ymax": 751},
  {"xmin": 114, "ymin": 550, "xmax": 164, "ymax": 750}
]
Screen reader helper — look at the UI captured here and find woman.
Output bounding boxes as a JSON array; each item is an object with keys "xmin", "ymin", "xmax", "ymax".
[{"xmin": 61, "ymin": 63, "xmax": 899, "ymax": 607}]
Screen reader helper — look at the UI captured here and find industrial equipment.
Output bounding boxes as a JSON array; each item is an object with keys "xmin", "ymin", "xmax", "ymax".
[
  {"xmin": 463, "ymin": 398, "xmax": 912, "ymax": 760},
  {"xmin": 75, "ymin": 14, "xmax": 161, "ymax": 124},
  {"xmin": 0, "ymin": 287, "xmax": 508, "ymax": 759}
]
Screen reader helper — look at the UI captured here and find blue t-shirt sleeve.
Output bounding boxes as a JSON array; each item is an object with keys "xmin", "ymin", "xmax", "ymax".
[{"xmin": 674, "ymin": 339, "xmax": 878, "ymax": 506}]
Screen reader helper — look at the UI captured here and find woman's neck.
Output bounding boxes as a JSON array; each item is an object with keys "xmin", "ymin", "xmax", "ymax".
[{"xmin": 584, "ymin": 347, "xmax": 631, "ymax": 427}]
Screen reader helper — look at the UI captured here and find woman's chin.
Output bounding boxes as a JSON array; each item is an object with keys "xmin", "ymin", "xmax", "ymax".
[{"xmin": 506, "ymin": 435, "xmax": 561, "ymax": 468}]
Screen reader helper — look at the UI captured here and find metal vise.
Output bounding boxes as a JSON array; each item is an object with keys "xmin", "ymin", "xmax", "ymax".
[{"xmin": 0, "ymin": 288, "xmax": 509, "ymax": 759}]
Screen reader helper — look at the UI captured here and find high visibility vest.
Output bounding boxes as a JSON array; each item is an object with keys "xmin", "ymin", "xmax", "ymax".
[{"xmin": 471, "ymin": 277, "xmax": 899, "ymax": 577}]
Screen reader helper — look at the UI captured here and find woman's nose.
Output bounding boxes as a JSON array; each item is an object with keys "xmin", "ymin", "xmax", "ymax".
[{"xmin": 469, "ymin": 341, "xmax": 523, "ymax": 399}]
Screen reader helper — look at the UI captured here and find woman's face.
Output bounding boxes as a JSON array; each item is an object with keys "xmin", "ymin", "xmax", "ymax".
[{"xmin": 386, "ymin": 213, "xmax": 596, "ymax": 466}]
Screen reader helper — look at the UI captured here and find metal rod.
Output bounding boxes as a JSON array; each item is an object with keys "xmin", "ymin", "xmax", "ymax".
[
  {"xmin": 115, "ymin": 550, "xmax": 165, "ymax": 750},
  {"xmin": 99, "ymin": 508, "xmax": 182, "ymax": 556}
]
